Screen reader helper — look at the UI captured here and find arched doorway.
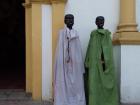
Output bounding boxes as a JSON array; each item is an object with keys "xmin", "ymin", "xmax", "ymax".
[{"xmin": 0, "ymin": 0, "xmax": 25, "ymax": 89}]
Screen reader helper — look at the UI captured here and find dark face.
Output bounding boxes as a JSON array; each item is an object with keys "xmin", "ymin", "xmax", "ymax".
[
  {"xmin": 64, "ymin": 14, "xmax": 74, "ymax": 30},
  {"xmin": 96, "ymin": 16, "xmax": 104, "ymax": 29}
]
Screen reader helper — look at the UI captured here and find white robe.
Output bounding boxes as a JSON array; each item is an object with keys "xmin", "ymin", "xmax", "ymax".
[{"xmin": 54, "ymin": 28, "xmax": 86, "ymax": 105}]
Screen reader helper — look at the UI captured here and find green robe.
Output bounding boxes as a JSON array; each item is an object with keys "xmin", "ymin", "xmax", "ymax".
[{"xmin": 84, "ymin": 29, "xmax": 118, "ymax": 105}]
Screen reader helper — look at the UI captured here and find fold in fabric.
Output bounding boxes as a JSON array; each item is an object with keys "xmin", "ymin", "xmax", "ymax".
[
  {"xmin": 85, "ymin": 29, "xmax": 118, "ymax": 105},
  {"xmin": 54, "ymin": 27, "xmax": 86, "ymax": 105}
]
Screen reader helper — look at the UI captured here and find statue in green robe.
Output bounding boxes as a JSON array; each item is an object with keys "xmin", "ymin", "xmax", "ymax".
[{"xmin": 84, "ymin": 16, "xmax": 118, "ymax": 105}]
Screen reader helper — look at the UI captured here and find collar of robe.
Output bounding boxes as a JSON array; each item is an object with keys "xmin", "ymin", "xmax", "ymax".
[
  {"xmin": 96, "ymin": 29, "xmax": 106, "ymax": 35},
  {"xmin": 65, "ymin": 27, "xmax": 78, "ymax": 40}
]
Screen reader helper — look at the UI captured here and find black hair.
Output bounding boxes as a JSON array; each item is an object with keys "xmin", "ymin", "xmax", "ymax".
[
  {"xmin": 65, "ymin": 14, "xmax": 74, "ymax": 19},
  {"xmin": 96, "ymin": 16, "xmax": 104, "ymax": 21}
]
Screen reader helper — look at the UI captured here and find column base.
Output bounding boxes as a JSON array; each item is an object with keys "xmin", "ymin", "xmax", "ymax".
[
  {"xmin": 113, "ymin": 32, "xmax": 140, "ymax": 45},
  {"xmin": 113, "ymin": 45, "xmax": 140, "ymax": 104},
  {"xmin": 116, "ymin": 23, "xmax": 138, "ymax": 33},
  {"xmin": 121, "ymin": 104, "xmax": 140, "ymax": 105}
]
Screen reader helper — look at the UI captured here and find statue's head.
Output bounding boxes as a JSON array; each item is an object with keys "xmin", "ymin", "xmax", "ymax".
[
  {"xmin": 64, "ymin": 14, "xmax": 74, "ymax": 30},
  {"xmin": 95, "ymin": 16, "xmax": 104, "ymax": 29}
]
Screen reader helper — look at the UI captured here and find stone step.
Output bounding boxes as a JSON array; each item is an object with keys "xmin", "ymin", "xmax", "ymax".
[
  {"xmin": 0, "ymin": 89, "xmax": 32, "ymax": 101},
  {"xmin": 0, "ymin": 89, "xmax": 53, "ymax": 104},
  {"xmin": 0, "ymin": 100, "xmax": 52, "ymax": 105}
]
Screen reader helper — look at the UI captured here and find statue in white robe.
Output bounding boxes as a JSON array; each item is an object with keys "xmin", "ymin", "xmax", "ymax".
[{"xmin": 54, "ymin": 14, "xmax": 86, "ymax": 105}]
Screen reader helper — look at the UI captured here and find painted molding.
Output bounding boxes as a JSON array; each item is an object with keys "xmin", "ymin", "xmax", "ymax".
[
  {"xmin": 117, "ymin": 23, "xmax": 138, "ymax": 33},
  {"xmin": 23, "ymin": 3, "xmax": 32, "ymax": 8},
  {"xmin": 51, "ymin": 0, "xmax": 67, "ymax": 3},
  {"xmin": 30, "ymin": 0, "xmax": 67, "ymax": 4},
  {"xmin": 113, "ymin": 32, "xmax": 140, "ymax": 45},
  {"xmin": 31, "ymin": 0, "xmax": 51, "ymax": 4}
]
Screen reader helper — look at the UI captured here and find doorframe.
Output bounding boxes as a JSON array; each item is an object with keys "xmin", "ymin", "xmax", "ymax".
[
  {"xmin": 24, "ymin": 1, "xmax": 42, "ymax": 100},
  {"xmin": 24, "ymin": 0, "xmax": 67, "ymax": 100}
]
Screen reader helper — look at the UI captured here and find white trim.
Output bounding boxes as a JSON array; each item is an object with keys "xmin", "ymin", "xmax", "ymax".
[{"xmin": 42, "ymin": 4, "xmax": 52, "ymax": 100}]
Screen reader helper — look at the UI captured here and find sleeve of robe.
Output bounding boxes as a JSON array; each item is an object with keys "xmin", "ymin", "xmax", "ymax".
[
  {"xmin": 54, "ymin": 30, "xmax": 63, "ymax": 88},
  {"xmin": 84, "ymin": 32, "xmax": 93, "ymax": 69},
  {"xmin": 84, "ymin": 32, "xmax": 94, "ymax": 105},
  {"xmin": 76, "ymin": 31, "xmax": 85, "ymax": 74}
]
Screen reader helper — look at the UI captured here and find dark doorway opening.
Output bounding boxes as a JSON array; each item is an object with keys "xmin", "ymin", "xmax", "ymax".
[{"xmin": 0, "ymin": 0, "xmax": 25, "ymax": 89}]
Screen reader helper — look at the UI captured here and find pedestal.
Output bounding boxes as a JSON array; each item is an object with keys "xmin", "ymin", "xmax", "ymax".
[{"xmin": 114, "ymin": 44, "xmax": 140, "ymax": 104}]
